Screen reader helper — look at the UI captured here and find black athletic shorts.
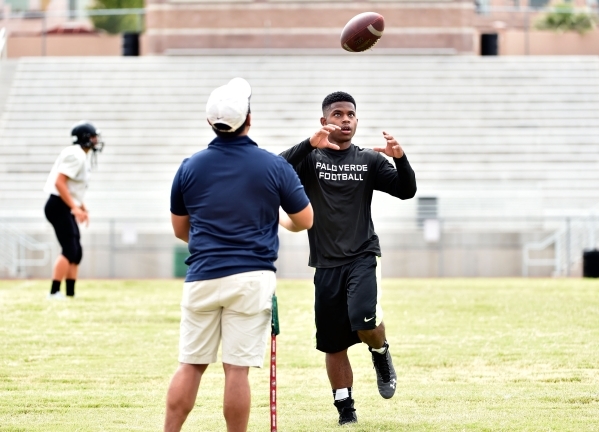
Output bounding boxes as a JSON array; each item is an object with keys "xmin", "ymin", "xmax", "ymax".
[
  {"xmin": 314, "ymin": 253, "xmax": 382, "ymax": 353},
  {"xmin": 44, "ymin": 194, "xmax": 82, "ymax": 265}
]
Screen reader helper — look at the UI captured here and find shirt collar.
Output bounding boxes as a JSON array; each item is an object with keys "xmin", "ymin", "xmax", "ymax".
[{"xmin": 209, "ymin": 135, "xmax": 258, "ymax": 147}]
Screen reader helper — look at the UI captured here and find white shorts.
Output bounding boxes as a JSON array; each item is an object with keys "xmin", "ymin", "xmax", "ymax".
[{"xmin": 178, "ymin": 270, "xmax": 276, "ymax": 368}]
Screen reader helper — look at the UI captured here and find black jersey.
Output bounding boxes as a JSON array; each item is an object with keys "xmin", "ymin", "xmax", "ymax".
[{"xmin": 281, "ymin": 139, "xmax": 417, "ymax": 268}]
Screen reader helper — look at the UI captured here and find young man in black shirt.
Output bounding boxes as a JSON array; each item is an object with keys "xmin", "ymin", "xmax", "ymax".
[{"xmin": 280, "ymin": 92, "xmax": 417, "ymax": 425}]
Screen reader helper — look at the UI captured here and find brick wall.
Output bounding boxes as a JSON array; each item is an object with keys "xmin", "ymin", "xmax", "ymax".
[{"xmin": 144, "ymin": 0, "xmax": 477, "ymax": 54}]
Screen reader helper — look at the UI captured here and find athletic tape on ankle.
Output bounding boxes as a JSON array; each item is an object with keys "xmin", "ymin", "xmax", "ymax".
[{"xmin": 334, "ymin": 388, "xmax": 349, "ymax": 401}]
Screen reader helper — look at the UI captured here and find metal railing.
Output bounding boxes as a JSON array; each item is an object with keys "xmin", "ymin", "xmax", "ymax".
[
  {"xmin": 476, "ymin": 4, "xmax": 599, "ymax": 15},
  {"xmin": 0, "ymin": 221, "xmax": 51, "ymax": 277},
  {"xmin": 1, "ymin": 215, "xmax": 597, "ymax": 279},
  {"xmin": 0, "ymin": 28, "xmax": 7, "ymax": 59},
  {"xmin": 522, "ymin": 213, "xmax": 599, "ymax": 277}
]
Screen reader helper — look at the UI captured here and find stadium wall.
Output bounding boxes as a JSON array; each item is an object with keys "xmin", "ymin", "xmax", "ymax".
[
  {"xmin": 0, "ymin": 223, "xmax": 575, "ymax": 279},
  {"xmin": 144, "ymin": 0, "xmax": 476, "ymax": 55},
  {"xmin": 6, "ymin": 34, "xmax": 122, "ymax": 57},
  {"xmin": 500, "ymin": 30, "xmax": 599, "ymax": 56}
]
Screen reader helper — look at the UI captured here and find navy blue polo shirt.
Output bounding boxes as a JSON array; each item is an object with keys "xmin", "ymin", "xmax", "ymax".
[{"xmin": 170, "ymin": 135, "xmax": 310, "ymax": 282}]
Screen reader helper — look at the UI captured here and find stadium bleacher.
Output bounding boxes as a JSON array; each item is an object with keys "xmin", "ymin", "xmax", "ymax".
[{"xmin": 1, "ymin": 54, "xmax": 598, "ymax": 277}]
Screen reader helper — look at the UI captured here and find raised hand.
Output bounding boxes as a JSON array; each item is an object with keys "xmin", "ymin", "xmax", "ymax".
[
  {"xmin": 373, "ymin": 131, "xmax": 404, "ymax": 158},
  {"xmin": 309, "ymin": 124, "xmax": 341, "ymax": 150}
]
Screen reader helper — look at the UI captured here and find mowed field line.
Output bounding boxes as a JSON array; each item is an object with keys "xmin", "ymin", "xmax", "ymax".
[{"xmin": 1, "ymin": 278, "xmax": 598, "ymax": 431}]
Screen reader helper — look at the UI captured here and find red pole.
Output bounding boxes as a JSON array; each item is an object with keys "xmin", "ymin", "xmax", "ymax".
[{"xmin": 270, "ymin": 332, "xmax": 277, "ymax": 432}]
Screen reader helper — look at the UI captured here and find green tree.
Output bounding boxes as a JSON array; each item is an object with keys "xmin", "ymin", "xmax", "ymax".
[
  {"xmin": 90, "ymin": 0, "xmax": 144, "ymax": 35},
  {"xmin": 535, "ymin": 3, "xmax": 597, "ymax": 34}
]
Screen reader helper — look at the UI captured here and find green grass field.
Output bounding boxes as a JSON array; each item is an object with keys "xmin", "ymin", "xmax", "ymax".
[{"xmin": 1, "ymin": 278, "xmax": 599, "ymax": 431}]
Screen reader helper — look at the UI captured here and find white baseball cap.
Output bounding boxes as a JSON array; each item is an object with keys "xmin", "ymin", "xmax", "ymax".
[{"xmin": 206, "ymin": 77, "xmax": 252, "ymax": 132}]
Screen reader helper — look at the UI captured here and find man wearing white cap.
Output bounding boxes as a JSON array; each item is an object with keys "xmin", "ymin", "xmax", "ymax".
[{"xmin": 164, "ymin": 78, "xmax": 313, "ymax": 432}]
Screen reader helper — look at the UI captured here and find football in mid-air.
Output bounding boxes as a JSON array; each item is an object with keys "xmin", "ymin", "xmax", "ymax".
[{"xmin": 340, "ymin": 12, "xmax": 385, "ymax": 52}]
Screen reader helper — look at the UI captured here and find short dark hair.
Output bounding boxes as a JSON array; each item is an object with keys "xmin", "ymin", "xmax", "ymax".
[
  {"xmin": 211, "ymin": 115, "xmax": 249, "ymax": 138},
  {"xmin": 322, "ymin": 92, "xmax": 356, "ymax": 114}
]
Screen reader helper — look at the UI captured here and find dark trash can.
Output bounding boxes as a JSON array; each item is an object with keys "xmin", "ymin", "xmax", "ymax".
[
  {"xmin": 122, "ymin": 33, "xmax": 140, "ymax": 56},
  {"xmin": 480, "ymin": 33, "xmax": 498, "ymax": 56},
  {"xmin": 582, "ymin": 249, "xmax": 599, "ymax": 278}
]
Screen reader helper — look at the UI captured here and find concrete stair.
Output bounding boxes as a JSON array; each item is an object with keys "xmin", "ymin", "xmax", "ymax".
[{"xmin": 1, "ymin": 55, "xmax": 598, "ymax": 223}]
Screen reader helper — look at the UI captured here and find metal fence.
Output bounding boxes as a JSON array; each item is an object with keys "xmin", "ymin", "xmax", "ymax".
[
  {"xmin": 0, "ymin": 220, "xmax": 51, "ymax": 277},
  {"xmin": 523, "ymin": 215, "xmax": 599, "ymax": 277},
  {"xmin": 1, "ymin": 215, "xmax": 598, "ymax": 279}
]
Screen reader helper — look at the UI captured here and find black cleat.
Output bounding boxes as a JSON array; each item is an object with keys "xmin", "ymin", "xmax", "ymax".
[
  {"xmin": 334, "ymin": 398, "xmax": 357, "ymax": 425},
  {"xmin": 369, "ymin": 342, "xmax": 397, "ymax": 399}
]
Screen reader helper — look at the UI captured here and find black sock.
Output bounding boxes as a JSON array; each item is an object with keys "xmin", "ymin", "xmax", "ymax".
[
  {"xmin": 66, "ymin": 279, "xmax": 76, "ymax": 297},
  {"xmin": 50, "ymin": 280, "xmax": 61, "ymax": 294}
]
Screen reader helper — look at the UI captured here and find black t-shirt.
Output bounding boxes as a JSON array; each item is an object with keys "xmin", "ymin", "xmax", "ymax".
[{"xmin": 281, "ymin": 139, "xmax": 417, "ymax": 268}]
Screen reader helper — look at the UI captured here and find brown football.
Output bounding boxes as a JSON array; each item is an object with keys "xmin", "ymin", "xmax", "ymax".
[{"xmin": 340, "ymin": 12, "xmax": 385, "ymax": 52}]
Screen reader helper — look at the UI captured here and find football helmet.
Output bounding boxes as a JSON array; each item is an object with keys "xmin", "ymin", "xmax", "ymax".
[{"xmin": 71, "ymin": 121, "xmax": 104, "ymax": 152}]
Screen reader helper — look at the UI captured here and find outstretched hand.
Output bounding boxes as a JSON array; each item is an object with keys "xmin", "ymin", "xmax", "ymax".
[
  {"xmin": 373, "ymin": 131, "xmax": 404, "ymax": 159},
  {"xmin": 309, "ymin": 125, "xmax": 341, "ymax": 150}
]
